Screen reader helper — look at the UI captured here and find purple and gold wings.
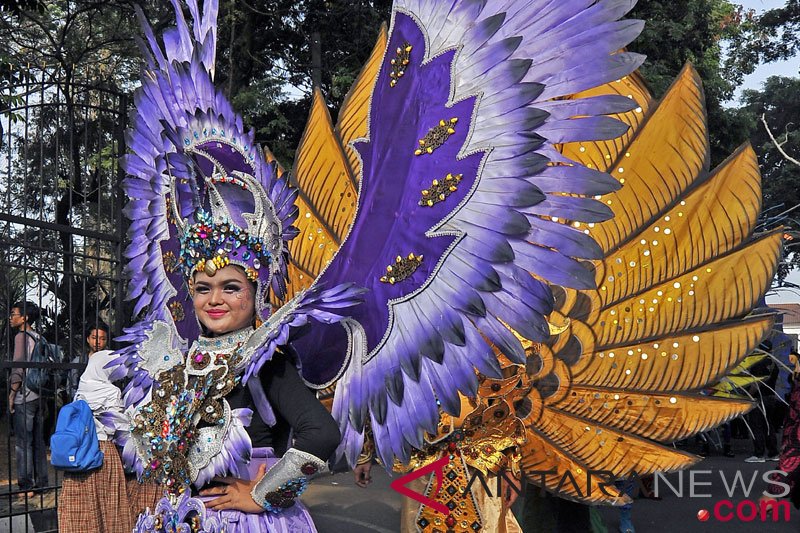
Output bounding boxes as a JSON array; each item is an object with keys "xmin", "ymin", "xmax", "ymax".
[{"xmin": 288, "ymin": 0, "xmax": 646, "ymax": 466}]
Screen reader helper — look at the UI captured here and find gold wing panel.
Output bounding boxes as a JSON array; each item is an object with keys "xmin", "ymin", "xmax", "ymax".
[
  {"xmin": 286, "ymin": 89, "xmax": 359, "ymax": 300},
  {"xmin": 593, "ymin": 232, "xmax": 782, "ymax": 347},
  {"xmin": 518, "ymin": 428, "xmax": 629, "ymax": 504},
  {"xmin": 559, "ymin": 71, "xmax": 652, "ymax": 173},
  {"xmin": 589, "ymin": 66, "xmax": 708, "ymax": 254},
  {"xmin": 335, "ymin": 24, "xmax": 388, "ymax": 178},
  {"xmin": 554, "ymin": 387, "xmax": 752, "ymax": 442},
  {"xmin": 535, "ymin": 406, "xmax": 699, "ymax": 476},
  {"xmin": 571, "ymin": 315, "xmax": 774, "ymax": 392},
  {"xmin": 595, "ymin": 145, "xmax": 762, "ymax": 309}
]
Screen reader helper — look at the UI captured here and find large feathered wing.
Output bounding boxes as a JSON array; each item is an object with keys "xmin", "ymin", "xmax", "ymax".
[
  {"xmin": 285, "ymin": 1, "xmax": 647, "ymax": 467},
  {"xmin": 511, "ymin": 64, "xmax": 781, "ymax": 503}
]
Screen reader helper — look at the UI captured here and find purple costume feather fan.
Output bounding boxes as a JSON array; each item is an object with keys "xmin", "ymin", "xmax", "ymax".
[
  {"xmin": 290, "ymin": 0, "xmax": 644, "ymax": 468},
  {"xmin": 107, "ymin": 0, "xmax": 363, "ymax": 490}
]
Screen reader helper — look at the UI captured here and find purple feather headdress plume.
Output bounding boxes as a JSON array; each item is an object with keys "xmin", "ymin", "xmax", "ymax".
[{"xmin": 120, "ymin": 0, "xmax": 299, "ymax": 345}]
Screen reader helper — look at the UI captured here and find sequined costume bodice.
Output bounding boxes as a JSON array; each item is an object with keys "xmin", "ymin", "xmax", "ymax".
[{"xmin": 132, "ymin": 327, "xmax": 255, "ymax": 491}]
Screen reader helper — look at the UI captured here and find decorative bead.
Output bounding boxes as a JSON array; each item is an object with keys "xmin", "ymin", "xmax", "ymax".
[{"xmin": 301, "ymin": 462, "xmax": 319, "ymax": 475}]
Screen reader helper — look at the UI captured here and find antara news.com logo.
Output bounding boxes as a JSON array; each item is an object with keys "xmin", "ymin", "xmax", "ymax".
[{"xmin": 389, "ymin": 457, "xmax": 795, "ymax": 523}]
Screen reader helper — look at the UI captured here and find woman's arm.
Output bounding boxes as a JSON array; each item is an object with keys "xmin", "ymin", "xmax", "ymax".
[
  {"xmin": 201, "ymin": 350, "xmax": 341, "ymax": 512},
  {"xmin": 261, "ymin": 351, "xmax": 341, "ymax": 459}
]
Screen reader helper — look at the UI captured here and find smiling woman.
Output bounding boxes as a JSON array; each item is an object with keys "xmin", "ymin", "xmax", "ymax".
[
  {"xmin": 178, "ymin": 262, "xmax": 343, "ymax": 526},
  {"xmin": 192, "ymin": 266, "xmax": 257, "ymax": 335}
]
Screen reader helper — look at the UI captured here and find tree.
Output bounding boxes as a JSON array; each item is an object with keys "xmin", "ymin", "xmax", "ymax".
[
  {"xmin": 727, "ymin": 0, "xmax": 800, "ymax": 69},
  {"xmin": 0, "ymin": 0, "xmax": 161, "ymax": 340},
  {"xmin": 732, "ymin": 77, "xmax": 800, "ymax": 282},
  {"xmin": 627, "ymin": 0, "xmax": 760, "ymax": 166},
  {"xmin": 211, "ymin": 0, "xmax": 392, "ymax": 163}
]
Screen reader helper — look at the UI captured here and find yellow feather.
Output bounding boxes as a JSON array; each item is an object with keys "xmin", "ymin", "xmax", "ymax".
[
  {"xmin": 559, "ymin": 71, "xmax": 651, "ymax": 173},
  {"xmin": 517, "ymin": 427, "xmax": 631, "ymax": 504},
  {"xmin": 593, "ymin": 232, "xmax": 782, "ymax": 348},
  {"xmin": 572, "ymin": 315, "xmax": 774, "ymax": 392},
  {"xmin": 283, "ymin": 89, "xmax": 358, "ymax": 301},
  {"xmin": 595, "ymin": 145, "xmax": 763, "ymax": 308},
  {"xmin": 590, "ymin": 66, "xmax": 709, "ymax": 254},
  {"xmin": 335, "ymin": 24, "xmax": 388, "ymax": 179},
  {"xmin": 553, "ymin": 387, "xmax": 752, "ymax": 442},
  {"xmin": 531, "ymin": 405, "xmax": 699, "ymax": 477}
]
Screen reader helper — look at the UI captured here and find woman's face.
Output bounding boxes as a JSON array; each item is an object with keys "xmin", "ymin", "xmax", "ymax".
[{"xmin": 192, "ymin": 265, "xmax": 256, "ymax": 335}]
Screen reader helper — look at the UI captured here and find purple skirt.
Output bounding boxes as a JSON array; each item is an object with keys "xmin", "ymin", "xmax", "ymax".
[{"xmin": 135, "ymin": 448, "xmax": 317, "ymax": 533}]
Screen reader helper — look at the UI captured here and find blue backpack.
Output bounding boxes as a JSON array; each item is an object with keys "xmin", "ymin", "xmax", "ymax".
[{"xmin": 50, "ymin": 400, "xmax": 104, "ymax": 471}]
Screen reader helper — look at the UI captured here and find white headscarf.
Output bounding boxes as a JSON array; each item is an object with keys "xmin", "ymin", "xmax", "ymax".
[{"xmin": 74, "ymin": 349, "xmax": 123, "ymax": 440}]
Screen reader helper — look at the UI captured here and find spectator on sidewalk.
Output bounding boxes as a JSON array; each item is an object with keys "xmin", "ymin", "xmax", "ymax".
[
  {"xmin": 67, "ymin": 322, "xmax": 109, "ymax": 399},
  {"xmin": 58, "ymin": 341, "xmax": 160, "ymax": 532},
  {"xmin": 762, "ymin": 350, "xmax": 800, "ymax": 508},
  {"xmin": 744, "ymin": 352, "xmax": 781, "ymax": 463},
  {"xmin": 7, "ymin": 301, "xmax": 49, "ymax": 497}
]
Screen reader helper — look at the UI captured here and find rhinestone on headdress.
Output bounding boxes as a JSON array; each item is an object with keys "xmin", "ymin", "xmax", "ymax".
[{"xmin": 178, "ymin": 209, "xmax": 272, "ymax": 279}]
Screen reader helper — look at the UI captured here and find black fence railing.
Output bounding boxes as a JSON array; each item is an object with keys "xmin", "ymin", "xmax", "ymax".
[{"xmin": 1, "ymin": 66, "xmax": 128, "ymax": 532}]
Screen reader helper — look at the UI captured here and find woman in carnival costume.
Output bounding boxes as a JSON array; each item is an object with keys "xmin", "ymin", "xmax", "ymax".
[
  {"xmin": 106, "ymin": 1, "xmax": 362, "ymax": 530},
  {"xmin": 112, "ymin": 0, "xmax": 782, "ymax": 531}
]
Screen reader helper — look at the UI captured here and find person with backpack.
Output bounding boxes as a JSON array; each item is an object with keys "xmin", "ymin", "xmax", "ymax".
[
  {"xmin": 57, "ymin": 330, "xmax": 159, "ymax": 532},
  {"xmin": 7, "ymin": 301, "xmax": 49, "ymax": 498}
]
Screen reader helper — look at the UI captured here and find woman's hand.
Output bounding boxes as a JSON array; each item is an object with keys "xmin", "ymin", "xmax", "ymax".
[
  {"xmin": 353, "ymin": 462, "xmax": 373, "ymax": 488},
  {"xmin": 500, "ymin": 473, "xmax": 522, "ymax": 508},
  {"xmin": 200, "ymin": 463, "xmax": 267, "ymax": 513},
  {"xmin": 7, "ymin": 392, "xmax": 15, "ymax": 414}
]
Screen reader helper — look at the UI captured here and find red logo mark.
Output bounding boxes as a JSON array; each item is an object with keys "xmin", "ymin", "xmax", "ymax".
[{"xmin": 389, "ymin": 455, "xmax": 450, "ymax": 515}]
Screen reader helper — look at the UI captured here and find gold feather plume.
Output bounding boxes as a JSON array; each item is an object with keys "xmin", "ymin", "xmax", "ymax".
[{"xmin": 512, "ymin": 65, "xmax": 780, "ymax": 503}]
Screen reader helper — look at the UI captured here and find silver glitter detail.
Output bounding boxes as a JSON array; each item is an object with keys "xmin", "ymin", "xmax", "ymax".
[
  {"xmin": 250, "ymin": 448, "xmax": 329, "ymax": 505},
  {"xmin": 137, "ymin": 321, "xmax": 185, "ymax": 378},
  {"xmin": 188, "ymin": 400, "xmax": 232, "ymax": 482}
]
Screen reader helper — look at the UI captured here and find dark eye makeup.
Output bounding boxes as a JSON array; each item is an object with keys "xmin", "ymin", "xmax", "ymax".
[{"xmin": 192, "ymin": 279, "xmax": 243, "ymax": 294}]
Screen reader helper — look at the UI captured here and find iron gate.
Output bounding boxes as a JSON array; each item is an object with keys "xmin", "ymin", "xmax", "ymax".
[{"xmin": 0, "ymin": 66, "xmax": 128, "ymax": 532}]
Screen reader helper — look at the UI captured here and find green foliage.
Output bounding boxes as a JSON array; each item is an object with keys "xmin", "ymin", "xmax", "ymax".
[
  {"xmin": 213, "ymin": 0, "xmax": 392, "ymax": 164},
  {"xmin": 731, "ymin": 77, "xmax": 800, "ymax": 282},
  {"xmin": 628, "ymin": 0, "xmax": 757, "ymax": 166},
  {"xmin": 727, "ymin": 0, "xmax": 800, "ymax": 67}
]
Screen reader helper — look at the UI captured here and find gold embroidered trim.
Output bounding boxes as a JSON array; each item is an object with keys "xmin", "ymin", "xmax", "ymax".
[
  {"xmin": 379, "ymin": 253, "xmax": 423, "ymax": 284},
  {"xmin": 389, "ymin": 42, "xmax": 412, "ymax": 87},
  {"xmin": 415, "ymin": 118, "xmax": 458, "ymax": 155},
  {"xmin": 420, "ymin": 173, "xmax": 463, "ymax": 207}
]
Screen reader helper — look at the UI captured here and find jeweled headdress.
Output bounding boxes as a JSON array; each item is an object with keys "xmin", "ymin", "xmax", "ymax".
[
  {"xmin": 121, "ymin": 5, "xmax": 299, "ymax": 343},
  {"xmin": 170, "ymin": 129, "xmax": 295, "ymax": 321}
]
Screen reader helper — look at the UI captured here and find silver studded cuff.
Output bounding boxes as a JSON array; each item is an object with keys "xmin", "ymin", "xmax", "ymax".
[{"xmin": 249, "ymin": 448, "xmax": 329, "ymax": 512}]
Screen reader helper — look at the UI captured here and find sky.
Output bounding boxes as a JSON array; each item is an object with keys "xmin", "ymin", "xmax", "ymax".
[
  {"xmin": 736, "ymin": 0, "xmax": 800, "ymax": 96},
  {"xmin": 729, "ymin": 1, "xmax": 800, "ymax": 305}
]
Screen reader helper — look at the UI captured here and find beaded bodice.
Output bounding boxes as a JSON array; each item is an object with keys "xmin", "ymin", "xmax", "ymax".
[{"xmin": 132, "ymin": 327, "xmax": 256, "ymax": 492}]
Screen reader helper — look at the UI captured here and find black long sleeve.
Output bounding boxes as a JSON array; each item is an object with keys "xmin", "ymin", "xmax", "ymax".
[
  {"xmin": 226, "ymin": 350, "xmax": 340, "ymax": 459},
  {"xmin": 262, "ymin": 351, "xmax": 341, "ymax": 459}
]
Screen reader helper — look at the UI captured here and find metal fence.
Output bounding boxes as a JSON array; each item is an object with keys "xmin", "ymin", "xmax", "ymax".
[{"xmin": 0, "ymin": 66, "xmax": 127, "ymax": 532}]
